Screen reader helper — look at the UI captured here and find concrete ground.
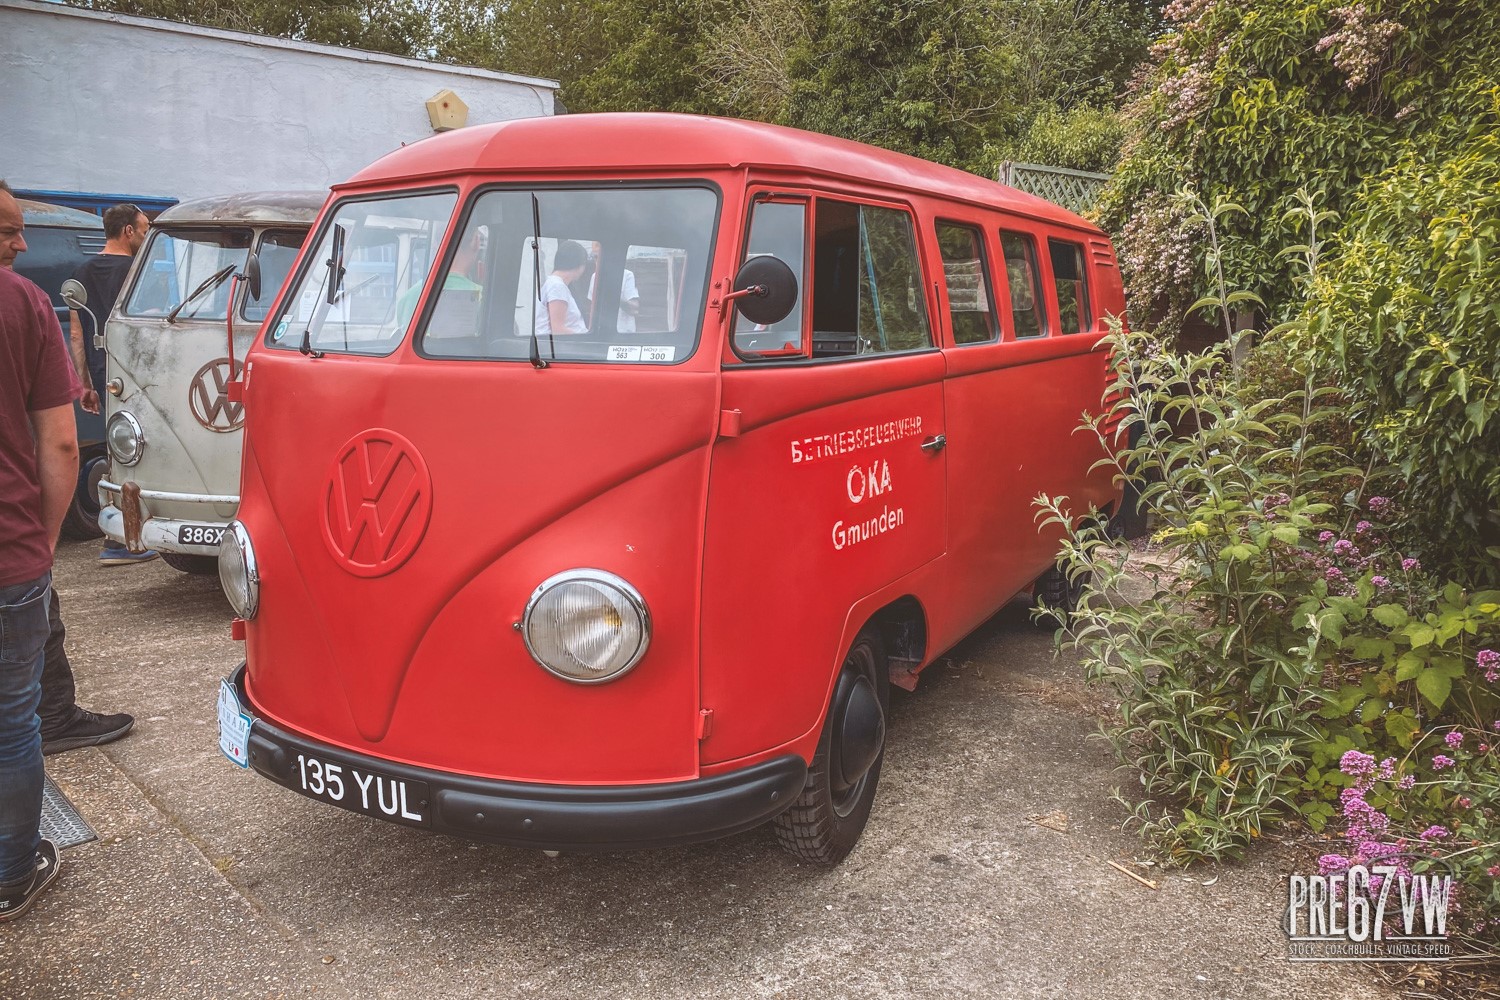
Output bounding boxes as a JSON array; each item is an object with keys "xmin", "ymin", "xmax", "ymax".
[{"xmin": 0, "ymin": 540, "xmax": 1393, "ymax": 1000}]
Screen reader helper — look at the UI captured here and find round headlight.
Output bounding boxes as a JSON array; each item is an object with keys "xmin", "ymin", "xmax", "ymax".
[
  {"xmin": 106, "ymin": 411, "xmax": 144, "ymax": 466},
  {"xmin": 522, "ymin": 570, "xmax": 650, "ymax": 684},
  {"xmin": 218, "ymin": 521, "xmax": 259, "ymax": 619}
]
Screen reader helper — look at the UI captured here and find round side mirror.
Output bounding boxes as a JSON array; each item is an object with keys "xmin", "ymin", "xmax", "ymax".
[
  {"xmin": 244, "ymin": 252, "xmax": 263, "ymax": 302},
  {"xmin": 732, "ymin": 255, "xmax": 797, "ymax": 327},
  {"xmin": 60, "ymin": 278, "xmax": 88, "ymax": 311}
]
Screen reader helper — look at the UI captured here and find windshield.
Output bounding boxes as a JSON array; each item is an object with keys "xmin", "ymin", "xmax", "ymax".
[
  {"xmin": 124, "ymin": 227, "xmax": 251, "ymax": 320},
  {"xmin": 418, "ymin": 186, "xmax": 718, "ymax": 363},
  {"xmin": 241, "ymin": 228, "xmax": 309, "ymax": 323},
  {"xmin": 266, "ymin": 191, "xmax": 456, "ymax": 356}
]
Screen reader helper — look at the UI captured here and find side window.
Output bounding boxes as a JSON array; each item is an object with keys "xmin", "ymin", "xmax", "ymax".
[
  {"xmin": 1048, "ymin": 238, "xmax": 1091, "ymax": 334},
  {"xmin": 734, "ymin": 200, "xmax": 807, "ymax": 355},
  {"xmin": 810, "ymin": 199, "xmax": 930, "ymax": 358},
  {"xmin": 935, "ymin": 221, "xmax": 998, "ymax": 345},
  {"xmin": 1000, "ymin": 230, "xmax": 1047, "ymax": 338}
]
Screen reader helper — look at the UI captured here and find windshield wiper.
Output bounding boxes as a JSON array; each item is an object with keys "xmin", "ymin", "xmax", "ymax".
[
  {"xmin": 167, "ymin": 264, "xmax": 238, "ymax": 324},
  {"xmin": 529, "ymin": 194, "xmax": 549, "ymax": 370},
  {"xmin": 300, "ymin": 224, "xmax": 349, "ymax": 358}
]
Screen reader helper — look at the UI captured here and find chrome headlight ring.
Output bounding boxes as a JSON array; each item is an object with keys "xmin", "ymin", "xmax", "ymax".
[
  {"xmin": 522, "ymin": 569, "xmax": 651, "ymax": 684},
  {"xmin": 106, "ymin": 410, "xmax": 145, "ymax": 466},
  {"xmin": 218, "ymin": 520, "xmax": 260, "ymax": 620}
]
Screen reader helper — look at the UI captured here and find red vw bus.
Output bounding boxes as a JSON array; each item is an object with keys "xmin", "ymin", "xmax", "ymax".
[{"xmin": 216, "ymin": 113, "xmax": 1124, "ymax": 864}]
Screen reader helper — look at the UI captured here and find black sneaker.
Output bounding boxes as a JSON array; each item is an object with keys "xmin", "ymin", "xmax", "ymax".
[
  {"xmin": 0, "ymin": 839, "xmax": 61, "ymax": 923},
  {"xmin": 41, "ymin": 709, "xmax": 135, "ymax": 756}
]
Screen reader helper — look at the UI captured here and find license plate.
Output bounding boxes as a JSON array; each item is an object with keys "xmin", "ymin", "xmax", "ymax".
[
  {"xmin": 178, "ymin": 523, "xmax": 225, "ymax": 547},
  {"xmin": 217, "ymin": 680, "xmax": 251, "ymax": 768},
  {"xmin": 291, "ymin": 752, "xmax": 430, "ymax": 825}
]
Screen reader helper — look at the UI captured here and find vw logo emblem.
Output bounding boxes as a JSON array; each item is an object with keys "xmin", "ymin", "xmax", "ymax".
[
  {"xmin": 322, "ymin": 429, "xmax": 433, "ymax": 577},
  {"xmin": 188, "ymin": 357, "xmax": 244, "ymax": 432}
]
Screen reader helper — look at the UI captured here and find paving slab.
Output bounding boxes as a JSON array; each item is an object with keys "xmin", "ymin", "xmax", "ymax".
[{"xmin": 0, "ymin": 540, "xmax": 1396, "ymax": 1000}]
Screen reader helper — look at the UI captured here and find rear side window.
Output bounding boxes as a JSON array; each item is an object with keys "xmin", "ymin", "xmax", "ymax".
[
  {"xmin": 935, "ymin": 221, "xmax": 997, "ymax": 345},
  {"xmin": 1048, "ymin": 238, "xmax": 1091, "ymax": 334},
  {"xmin": 1000, "ymin": 231, "xmax": 1047, "ymax": 338}
]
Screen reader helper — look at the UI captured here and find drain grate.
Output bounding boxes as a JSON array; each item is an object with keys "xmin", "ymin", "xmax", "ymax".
[{"xmin": 40, "ymin": 774, "xmax": 97, "ymax": 850}]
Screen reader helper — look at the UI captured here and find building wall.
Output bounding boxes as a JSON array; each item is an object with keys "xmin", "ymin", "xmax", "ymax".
[{"xmin": 0, "ymin": 0, "xmax": 557, "ymax": 202}]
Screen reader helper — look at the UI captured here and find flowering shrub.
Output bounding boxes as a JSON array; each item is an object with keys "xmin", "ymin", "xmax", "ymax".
[{"xmin": 1037, "ymin": 314, "xmax": 1500, "ymax": 946}]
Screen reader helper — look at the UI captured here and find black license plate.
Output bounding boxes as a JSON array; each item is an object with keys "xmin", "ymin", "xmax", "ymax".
[
  {"xmin": 291, "ymin": 750, "xmax": 431, "ymax": 825},
  {"xmin": 177, "ymin": 523, "xmax": 224, "ymax": 547}
]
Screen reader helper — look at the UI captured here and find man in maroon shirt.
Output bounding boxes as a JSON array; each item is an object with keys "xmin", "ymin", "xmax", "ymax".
[
  {"xmin": 0, "ymin": 184, "xmax": 82, "ymax": 920},
  {"xmin": 0, "ymin": 182, "xmax": 135, "ymax": 757}
]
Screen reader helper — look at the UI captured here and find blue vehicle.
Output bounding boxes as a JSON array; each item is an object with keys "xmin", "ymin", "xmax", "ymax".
[{"xmin": 13, "ymin": 198, "xmax": 112, "ymax": 539}]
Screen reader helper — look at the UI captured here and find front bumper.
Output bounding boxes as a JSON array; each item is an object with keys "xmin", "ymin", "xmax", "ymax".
[
  {"xmin": 230, "ymin": 666, "xmax": 807, "ymax": 851},
  {"xmin": 98, "ymin": 478, "xmax": 236, "ymax": 555}
]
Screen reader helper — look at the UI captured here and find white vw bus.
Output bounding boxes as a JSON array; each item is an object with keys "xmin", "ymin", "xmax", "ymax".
[{"xmin": 98, "ymin": 192, "xmax": 324, "ymax": 574}]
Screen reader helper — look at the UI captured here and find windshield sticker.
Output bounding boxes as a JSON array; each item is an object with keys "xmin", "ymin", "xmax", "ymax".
[
  {"xmin": 273, "ymin": 320, "xmax": 289, "ymax": 342},
  {"xmin": 608, "ymin": 346, "xmax": 642, "ymax": 362},
  {"xmin": 641, "ymin": 346, "xmax": 676, "ymax": 362},
  {"xmin": 789, "ymin": 416, "xmax": 923, "ymax": 465},
  {"xmin": 607, "ymin": 345, "xmax": 677, "ymax": 363}
]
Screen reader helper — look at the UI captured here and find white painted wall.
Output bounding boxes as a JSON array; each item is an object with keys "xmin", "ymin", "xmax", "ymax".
[{"xmin": 0, "ymin": 0, "xmax": 557, "ymax": 201}]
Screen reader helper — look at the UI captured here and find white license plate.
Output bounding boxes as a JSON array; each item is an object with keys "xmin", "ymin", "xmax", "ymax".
[
  {"xmin": 217, "ymin": 680, "xmax": 251, "ymax": 768},
  {"xmin": 292, "ymin": 752, "xmax": 429, "ymax": 824},
  {"xmin": 179, "ymin": 523, "xmax": 225, "ymax": 547}
]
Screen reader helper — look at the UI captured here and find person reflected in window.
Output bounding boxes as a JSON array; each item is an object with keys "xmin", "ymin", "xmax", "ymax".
[{"xmin": 534, "ymin": 240, "xmax": 589, "ymax": 337}]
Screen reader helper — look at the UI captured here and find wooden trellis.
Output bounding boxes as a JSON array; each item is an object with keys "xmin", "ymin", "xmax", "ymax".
[{"xmin": 998, "ymin": 162, "xmax": 1111, "ymax": 215}]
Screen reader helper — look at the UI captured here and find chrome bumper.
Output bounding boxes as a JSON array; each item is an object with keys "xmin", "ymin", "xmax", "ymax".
[{"xmin": 98, "ymin": 478, "xmax": 238, "ymax": 555}]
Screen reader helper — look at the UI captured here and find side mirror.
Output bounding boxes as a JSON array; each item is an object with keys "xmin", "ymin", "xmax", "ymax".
[
  {"xmin": 60, "ymin": 279, "xmax": 88, "ymax": 311},
  {"xmin": 243, "ymin": 252, "xmax": 263, "ymax": 302},
  {"xmin": 730, "ymin": 255, "xmax": 797, "ymax": 327}
]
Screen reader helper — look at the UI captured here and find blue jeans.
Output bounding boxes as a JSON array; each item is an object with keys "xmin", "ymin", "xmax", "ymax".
[{"xmin": 0, "ymin": 572, "xmax": 49, "ymax": 885}]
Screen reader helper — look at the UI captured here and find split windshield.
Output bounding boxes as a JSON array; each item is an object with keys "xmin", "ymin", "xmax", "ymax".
[
  {"xmin": 419, "ymin": 185, "xmax": 719, "ymax": 364},
  {"xmin": 265, "ymin": 191, "xmax": 457, "ymax": 356},
  {"xmin": 124, "ymin": 227, "xmax": 251, "ymax": 321}
]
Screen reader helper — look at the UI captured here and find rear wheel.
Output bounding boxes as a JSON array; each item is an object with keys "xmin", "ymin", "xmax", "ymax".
[
  {"xmin": 161, "ymin": 553, "xmax": 219, "ymax": 575},
  {"xmin": 773, "ymin": 625, "xmax": 890, "ymax": 865},
  {"xmin": 61, "ymin": 451, "xmax": 107, "ymax": 540},
  {"xmin": 1033, "ymin": 562, "xmax": 1090, "ymax": 626}
]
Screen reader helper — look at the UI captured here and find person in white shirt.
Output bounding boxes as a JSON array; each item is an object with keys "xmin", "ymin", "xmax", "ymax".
[
  {"xmin": 617, "ymin": 267, "xmax": 639, "ymax": 333},
  {"xmin": 534, "ymin": 240, "xmax": 589, "ymax": 337}
]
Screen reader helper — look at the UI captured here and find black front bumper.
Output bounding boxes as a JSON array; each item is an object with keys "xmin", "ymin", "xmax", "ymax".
[{"xmin": 231, "ymin": 666, "xmax": 807, "ymax": 851}]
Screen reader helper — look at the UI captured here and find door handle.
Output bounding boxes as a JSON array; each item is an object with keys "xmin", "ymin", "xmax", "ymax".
[{"xmin": 920, "ymin": 434, "xmax": 947, "ymax": 454}]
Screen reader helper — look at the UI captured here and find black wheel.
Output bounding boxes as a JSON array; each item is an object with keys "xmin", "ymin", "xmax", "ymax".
[
  {"xmin": 60, "ymin": 451, "xmax": 107, "ymax": 540},
  {"xmin": 773, "ymin": 625, "xmax": 890, "ymax": 865},
  {"xmin": 161, "ymin": 553, "xmax": 219, "ymax": 575},
  {"xmin": 1033, "ymin": 562, "xmax": 1091, "ymax": 626}
]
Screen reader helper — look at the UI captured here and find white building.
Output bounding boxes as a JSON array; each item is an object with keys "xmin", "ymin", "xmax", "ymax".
[{"xmin": 0, "ymin": 0, "xmax": 558, "ymax": 207}]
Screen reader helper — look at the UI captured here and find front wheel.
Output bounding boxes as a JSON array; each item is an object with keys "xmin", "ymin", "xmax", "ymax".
[
  {"xmin": 61, "ymin": 452, "xmax": 107, "ymax": 540},
  {"xmin": 1032, "ymin": 562, "xmax": 1091, "ymax": 627},
  {"xmin": 773, "ymin": 625, "xmax": 890, "ymax": 865}
]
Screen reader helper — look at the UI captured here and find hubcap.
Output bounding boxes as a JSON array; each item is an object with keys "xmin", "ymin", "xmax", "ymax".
[{"xmin": 829, "ymin": 642, "xmax": 886, "ymax": 817}]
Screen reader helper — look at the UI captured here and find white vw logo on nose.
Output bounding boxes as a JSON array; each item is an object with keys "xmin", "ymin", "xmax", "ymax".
[{"xmin": 188, "ymin": 357, "xmax": 244, "ymax": 432}]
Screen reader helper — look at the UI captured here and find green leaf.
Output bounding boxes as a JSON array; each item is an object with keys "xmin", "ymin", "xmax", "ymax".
[
  {"xmin": 1415, "ymin": 667, "xmax": 1452, "ymax": 709},
  {"xmin": 1394, "ymin": 651, "xmax": 1426, "ymax": 682},
  {"xmin": 1359, "ymin": 697, "xmax": 1385, "ymax": 723},
  {"xmin": 1371, "ymin": 604, "xmax": 1409, "ymax": 628},
  {"xmin": 1406, "ymin": 624, "xmax": 1436, "ymax": 648}
]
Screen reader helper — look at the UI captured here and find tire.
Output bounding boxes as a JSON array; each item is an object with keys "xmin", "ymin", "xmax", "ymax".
[
  {"xmin": 60, "ymin": 451, "xmax": 107, "ymax": 541},
  {"xmin": 161, "ymin": 553, "xmax": 219, "ymax": 575},
  {"xmin": 1033, "ymin": 562, "xmax": 1091, "ymax": 627},
  {"xmin": 773, "ymin": 626, "xmax": 890, "ymax": 865}
]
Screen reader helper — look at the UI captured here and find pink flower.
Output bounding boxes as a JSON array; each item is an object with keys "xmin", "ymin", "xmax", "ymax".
[
  {"xmin": 1319, "ymin": 530, "xmax": 1336, "ymax": 543},
  {"xmin": 1459, "ymin": 797, "xmax": 1472, "ymax": 808},
  {"xmin": 1340, "ymin": 750, "xmax": 1376, "ymax": 776},
  {"xmin": 1319, "ymin": 853, "xmax": 1351, "ymax": 874},
  {"xmin": 1432, "ymin": 754, "xmax": 1456, "ymax": 770},
  {"xmin": 1397, "ymin": 774, "xmax": 1416, "ymax": 789},
  {"xmin": 1368, "ymin": 496, "xmax": 1392, "ymax": 514},
  {"xmin": 1356, "ymin": 520, "xmax": 1373, "ymax": 534},
  {"xmin": 1419, "ymin": 825, "xmax": 1450, "ymax": 840},
  {"xmin": 1445, "ymin": 730, "xmax": 1464, "ymax": 748},
  {"xmin": 1489, "ymin": 866, "xmax": 1500, "ymax": 877},
  {"xmin": 1371, "ymin": 575, "xmax": 1390, "ymax": 589},
  {"xmin": 1478, "ymin": 649, "xmax": 1499, "ymax": 683},
  {"xmin": 1401, "ymin": 558, "xmax": 1421, "ymax": 572},
  {"xmin": 1334, "ymin": 539, "xmax": 1356, "ymax": 555},
  {"xmin": 1377, "ymin": 757, "xmax": 1396, "ymax": 780}
]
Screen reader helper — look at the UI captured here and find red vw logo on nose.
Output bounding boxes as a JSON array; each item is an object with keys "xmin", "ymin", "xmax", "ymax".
[{"xmin": 322, "ymin": 429, "xmax": 433, "ymax": 577}]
